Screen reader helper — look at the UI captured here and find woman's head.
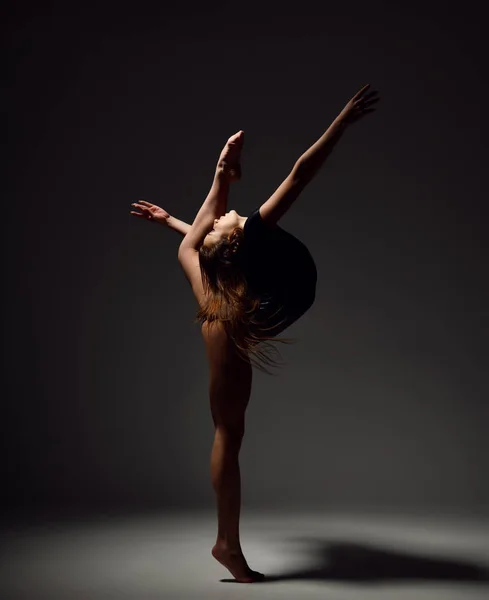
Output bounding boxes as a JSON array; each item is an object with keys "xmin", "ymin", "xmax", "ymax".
[
  {"xmin": 202, "ymin": 210, "xmax": 246, "ymax": 249},
  {"xmin": 198, "ymin": 210, "xmax": 247, "ymax": 296}
]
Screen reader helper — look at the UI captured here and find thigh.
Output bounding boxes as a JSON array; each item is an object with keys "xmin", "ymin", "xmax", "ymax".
[
  {"xmin": 202, "ymin": 321, "xmax": 253, "ymax": 430},
  {"xmin": 211, "ymin": 354, "xmax": 253, "ymax": 431}
]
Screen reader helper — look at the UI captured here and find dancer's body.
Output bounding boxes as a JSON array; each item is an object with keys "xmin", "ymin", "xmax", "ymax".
[{"xmin": 130, "ymin": 84, "xmax": 379, "ymax": 582}]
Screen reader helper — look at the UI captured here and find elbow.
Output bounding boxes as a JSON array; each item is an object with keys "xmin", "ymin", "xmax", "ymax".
[{"xmin": 178, "ymin": 239, "xmax": 199, "ymax": 259}]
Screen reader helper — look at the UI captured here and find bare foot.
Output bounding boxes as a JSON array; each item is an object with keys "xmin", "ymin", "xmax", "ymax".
[
  {"xmin": 217, "ymin": 131, "xmax": 244, "ymax": 182},
  {"xmin": 212, "ymin": 542, "xmax": 265, "ymax": 583}
]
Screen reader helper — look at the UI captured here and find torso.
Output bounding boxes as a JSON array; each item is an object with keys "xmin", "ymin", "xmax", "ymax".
[{"xmin": 240, "ymin": 207, "xmax": 317, "ymax": 338}]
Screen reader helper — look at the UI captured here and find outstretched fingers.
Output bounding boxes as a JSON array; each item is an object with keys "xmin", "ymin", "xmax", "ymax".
[
  {"xmin": 352, "ymin": 83, "xmax": 371, "ymax": 101},
  {"xmin": 357, "ymin": 98, "xmax": 380, "ymax": 114},
  {"xmin": 354, "ymin": 87, "xmax": 380, "ymax": 118},
  {"xmin": 130, "ymin": 201, "xmax": 153, "ymax": 219}
]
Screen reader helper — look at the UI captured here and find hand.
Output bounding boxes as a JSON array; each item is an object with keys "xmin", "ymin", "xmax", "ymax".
[
  {"xmin": 130, "ymin": 200, "xmax": 170, "ymax": 225},
  {"xmin": 337, "ymin": 84, "xmax": 380, "ymax": 126},
  {"xmin": 217, "ymin": 130, "xmax": 244, "ymax": 182}
]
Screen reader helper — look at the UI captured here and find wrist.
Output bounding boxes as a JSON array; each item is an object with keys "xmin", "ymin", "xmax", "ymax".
[
  {"xmin": 167, "ymin": 215, "xmax": 191, "ymax": 237},
  {"xmin": 333, "ymin": 115, "xmax": 349, "ymax": 129}
]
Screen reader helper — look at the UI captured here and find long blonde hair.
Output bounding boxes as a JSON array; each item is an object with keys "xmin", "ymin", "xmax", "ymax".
[{"xmin": 195, "ymin": 225, "xmax": 295, "ymax": 375}]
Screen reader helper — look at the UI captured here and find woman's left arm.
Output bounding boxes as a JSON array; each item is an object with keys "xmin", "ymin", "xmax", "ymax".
[
  {"xmin": 130, "ymin": 201, "xmax": 192, "ymax": 238},
  {"xmin": 167, "ymin": 215, "xmax": 191, "ymax": 237}
]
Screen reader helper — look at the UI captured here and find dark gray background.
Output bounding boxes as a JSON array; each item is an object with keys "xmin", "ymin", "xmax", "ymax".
[{"xmin": 3, "ymin": 1, "xmax": 488, "ymax": 518}]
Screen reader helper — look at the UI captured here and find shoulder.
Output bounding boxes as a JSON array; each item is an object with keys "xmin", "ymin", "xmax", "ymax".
[
  {"xmin": 178, "ymin": 247, "xmax": 207, "ymax": 308},
  {"xmin": 243, "ymin": 207, "xmax": 273, "ymax": 240}
]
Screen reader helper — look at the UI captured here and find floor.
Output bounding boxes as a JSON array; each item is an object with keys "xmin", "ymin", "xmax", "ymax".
[{"xmin": 1, "ymin": 509, "xmax": 488, "ymax": 600}]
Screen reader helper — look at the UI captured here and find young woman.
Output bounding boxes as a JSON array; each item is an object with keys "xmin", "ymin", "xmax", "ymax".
[{"xmin": 130, "ymin": 83, "xmax": 379, "ymax": 583}]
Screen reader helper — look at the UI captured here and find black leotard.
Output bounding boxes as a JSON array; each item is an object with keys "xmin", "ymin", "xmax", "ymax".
[{"xmin": 240, "ymin": 206, "xmax": 317, "ymax": 337}]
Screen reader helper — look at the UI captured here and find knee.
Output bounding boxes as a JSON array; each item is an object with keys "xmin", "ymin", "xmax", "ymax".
[{"xmin": 215, "ymin": 422, "xmax": 245, "ymax": 444}]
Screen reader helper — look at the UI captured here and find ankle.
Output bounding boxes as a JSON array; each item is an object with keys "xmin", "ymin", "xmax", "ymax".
[
  {"xmin": 216, "ymin": 163, "xmax": 241, "ymax": 181},
  {"xmin": 215, "ymin": 538, "xmax": 242, "ymax": 552}
]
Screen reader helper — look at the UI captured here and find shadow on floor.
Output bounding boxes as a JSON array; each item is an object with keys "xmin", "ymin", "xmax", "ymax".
[{"xmin": 220, "ymin": 537, "xmax": 489, "ymax": 584}]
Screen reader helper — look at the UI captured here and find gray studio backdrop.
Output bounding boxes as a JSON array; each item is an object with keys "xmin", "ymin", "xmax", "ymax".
[{"xmin": 3, "ymin": 2, "xmax": 488, "ymax": 518}]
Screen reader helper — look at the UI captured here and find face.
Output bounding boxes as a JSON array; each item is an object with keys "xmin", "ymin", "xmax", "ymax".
[{"xmin": 203, "ymin": 210, "xmax": 241, "ymax": 247}]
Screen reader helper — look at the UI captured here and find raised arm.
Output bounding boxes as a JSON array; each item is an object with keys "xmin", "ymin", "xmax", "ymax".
[{"xmin": 259, "ymin": 84, "xmax": 379, "ymax": 226}]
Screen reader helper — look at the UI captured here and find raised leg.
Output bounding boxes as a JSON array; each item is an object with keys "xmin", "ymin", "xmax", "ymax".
[{"xmin": 217, "ymin": 130, "xmax": 244, "ymax": 182}]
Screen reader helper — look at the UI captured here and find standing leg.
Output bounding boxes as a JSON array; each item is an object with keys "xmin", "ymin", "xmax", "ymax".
[
  {"xmin": 210, "ymin": 398, "xmax": 265, "ymax": 583},
  {"xmin": 211, "ymin": 425, "xmax": 245, "ymax": 549},
  {"xmin": 202, "ymin": 322, "xmax": 265, "ymax": 582}
]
